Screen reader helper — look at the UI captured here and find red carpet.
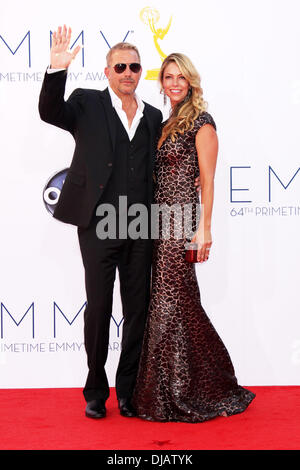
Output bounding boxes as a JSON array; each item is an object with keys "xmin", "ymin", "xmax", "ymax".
[{"xmin": 0, "ymin": 387, "xmax": 299, "ymax": 450}]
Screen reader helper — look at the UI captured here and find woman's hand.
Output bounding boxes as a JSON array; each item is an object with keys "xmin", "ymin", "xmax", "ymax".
[
  {"xmin": 191, "ymin": 227, "xmax": 212, "ymax": 262},
  {"xmin": 50, "ymin": 25, "xmax": 81, "ymax": 69},
  {"xmin": 194, "ymin": 175, "xmax": 201, "ymax": 192}
]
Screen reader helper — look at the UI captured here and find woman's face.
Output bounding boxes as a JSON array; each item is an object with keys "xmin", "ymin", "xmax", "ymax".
[{"xmin": 162, "ymin": 62, "xmax": 190, "ymax": 107}]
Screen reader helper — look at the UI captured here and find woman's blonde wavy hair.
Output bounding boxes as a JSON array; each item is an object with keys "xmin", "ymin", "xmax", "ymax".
[{"xmin": 158, "ymin": 53, "xmax": 207, "ymax": 148}]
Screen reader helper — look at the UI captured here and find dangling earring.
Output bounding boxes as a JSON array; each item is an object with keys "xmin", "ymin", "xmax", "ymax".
[
  {"xmin": 160, "ymin": 88, "xmax": 167, "ymax": 106},
  {"xmin": 185, "ymin": 87, "xmax": 192, "ymax": 102}
]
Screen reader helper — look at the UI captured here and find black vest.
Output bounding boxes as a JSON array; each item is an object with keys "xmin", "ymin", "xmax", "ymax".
[{"xmin": 100, "ymin": 111, "xmax": 149, "ymax": 212}]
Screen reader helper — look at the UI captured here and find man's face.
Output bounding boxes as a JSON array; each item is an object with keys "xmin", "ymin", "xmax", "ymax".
[{"xmin": 105, "ymin": 49, "xmax": 142, "ymax": 98}]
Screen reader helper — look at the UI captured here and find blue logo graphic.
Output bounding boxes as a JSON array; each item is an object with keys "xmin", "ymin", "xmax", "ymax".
[
  {"xmin": 0, "ymin": 31, "xmax": 31, "ymax": 66},
  {"xmin": 1, "ymin": 303, "xmax": 35, "ymax": 339},
  {"xmin": 0, "ymin": 29, "xmax": 132, "ymax": 69},
  {"xmin": 43, "ymin": 168, "xmax": 68, "ymax": 215}
]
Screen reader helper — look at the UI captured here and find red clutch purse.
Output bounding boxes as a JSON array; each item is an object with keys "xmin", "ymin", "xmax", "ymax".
[{"xmin": 185, "ymin": 243, "xmax": 199, "ymax": 263}]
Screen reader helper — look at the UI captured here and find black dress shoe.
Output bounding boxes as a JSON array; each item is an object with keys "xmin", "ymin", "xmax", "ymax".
[
  {"xmin": 85, "ymin": 399, "xmax": 106, "ymax": 419},
  {"xmin": 118, "ymin": 398, "xmax": 137, "ymax": 417}
]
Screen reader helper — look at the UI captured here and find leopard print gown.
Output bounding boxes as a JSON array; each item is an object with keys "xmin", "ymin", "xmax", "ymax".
[{"xmin": 132, "ymin": 112, "xmax": 255, "ymax": 422}]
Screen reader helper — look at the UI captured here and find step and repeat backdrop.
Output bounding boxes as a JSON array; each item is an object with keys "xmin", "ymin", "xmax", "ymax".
[{"xmin": 0, "ymin": 0, "xmax": 299, "ymax": 388}]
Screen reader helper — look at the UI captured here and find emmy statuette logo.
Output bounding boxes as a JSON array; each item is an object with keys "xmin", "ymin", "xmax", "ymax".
[{"xmin": 140, "ymin": 7, "xmax": 172, "ymax": 80}]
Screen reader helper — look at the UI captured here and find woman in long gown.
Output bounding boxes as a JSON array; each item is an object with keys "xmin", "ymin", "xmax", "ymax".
[{"xmin": 132, "ymin": 53, "xmax": 255, "ymax": 422}]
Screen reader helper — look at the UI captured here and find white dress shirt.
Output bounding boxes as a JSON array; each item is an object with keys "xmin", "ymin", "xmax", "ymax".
[
  {"xmin": 107, "ymin": 86, "xmax": 144, "ymax": 141},
  {"xmin": 46, "ymin": 67, "xmax": 144, "ymax": 141}
]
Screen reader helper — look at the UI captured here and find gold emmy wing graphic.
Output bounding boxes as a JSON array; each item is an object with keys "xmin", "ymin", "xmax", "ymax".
[{"xmin": 140, "ymin": 7, "xmax": 172, "ymax": 80}]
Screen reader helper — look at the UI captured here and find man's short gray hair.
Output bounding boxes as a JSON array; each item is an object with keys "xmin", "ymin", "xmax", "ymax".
[{"xmin": 106, "ymin": 42, "xmax": 141, "ymax": 66}]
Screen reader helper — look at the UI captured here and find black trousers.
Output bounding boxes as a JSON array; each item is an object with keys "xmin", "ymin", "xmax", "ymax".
[{"xmin": 78, "ymin": 215, "xmax": 152, "ymax": 402}]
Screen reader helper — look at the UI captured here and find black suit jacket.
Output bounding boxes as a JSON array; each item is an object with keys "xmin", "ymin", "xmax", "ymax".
[{"xmin": 39, "ymin": 70, "xmax": 163, "ymax": 228}]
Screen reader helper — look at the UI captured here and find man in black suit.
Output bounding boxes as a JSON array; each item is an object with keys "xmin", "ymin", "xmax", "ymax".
[{"xmin": 39, "ymin": 25, "xmax": 162, "ymax": 419}]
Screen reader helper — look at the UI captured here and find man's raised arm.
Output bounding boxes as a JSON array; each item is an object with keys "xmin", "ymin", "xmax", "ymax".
[{"xmin": 38, "ymin": 25, "xmax": 81, "ymax": 132}]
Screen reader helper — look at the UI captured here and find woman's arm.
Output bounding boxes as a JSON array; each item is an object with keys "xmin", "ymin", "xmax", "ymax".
[{"xmin": 192, "ymin": 123, "xmax": 219, "ymax": 262}]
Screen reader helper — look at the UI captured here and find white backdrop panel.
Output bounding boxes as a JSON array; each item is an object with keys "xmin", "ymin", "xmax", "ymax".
[{"xmin": 0, "ymin": 0, "xmax": 299, "ymax": 387}]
